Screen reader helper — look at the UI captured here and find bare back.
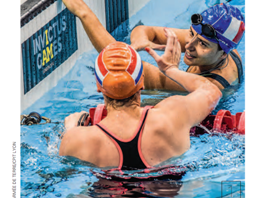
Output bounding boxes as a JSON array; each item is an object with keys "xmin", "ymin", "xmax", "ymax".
[{"xmin": 60, "ymin": 99, "xmax": 192, "ymax": 168}]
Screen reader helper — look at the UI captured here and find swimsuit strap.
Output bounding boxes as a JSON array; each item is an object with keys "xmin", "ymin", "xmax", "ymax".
[
  {"xmin": 186, "ymin": 62, "xmax": 230, "ymax": 88},
  {"xmin": 96, "ymin": 106, "xmax": 151, "ymax": 170},
  {"xmin": 229, "ymin": 51, "xmax": 243, "ymax": 83},
  {"xmin": 186, "ymin": 66, "xmax": 191, "ymax": 72},
  {"xmin": 201, "ymin": 73, "xmax": 230, "ymax": 88},
  {"xmin": 186, "ymin": 51, "xmax": 243, "ymax": 88}
]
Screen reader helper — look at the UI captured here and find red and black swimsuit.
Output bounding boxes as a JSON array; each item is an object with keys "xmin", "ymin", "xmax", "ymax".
[{"xmin": 96, "ymin": 106, "xmax": 151, "ymax": 170}]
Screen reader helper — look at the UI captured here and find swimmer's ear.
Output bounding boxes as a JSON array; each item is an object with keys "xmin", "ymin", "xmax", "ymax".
[{"xmin": 220, "ymin": 52, "xmax": 228, "ymax": 60}]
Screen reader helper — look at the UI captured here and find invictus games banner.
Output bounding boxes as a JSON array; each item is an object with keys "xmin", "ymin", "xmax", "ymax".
[{"xmin": 21, "ymin": 8, "xmax": 78, "ymax": 94}]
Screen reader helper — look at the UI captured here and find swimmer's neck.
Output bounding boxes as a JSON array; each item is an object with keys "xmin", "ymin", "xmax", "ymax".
[
  {"xmin": 105, "ymin": 102, "xmax": 142, "ymax": 116},
  {"xmin": 103, "ymin": 90, "xmax": 142, "ymax": 116},
  {"xmin": 198, "ymin": 58, "xmax": 227, "ymax": 73}
]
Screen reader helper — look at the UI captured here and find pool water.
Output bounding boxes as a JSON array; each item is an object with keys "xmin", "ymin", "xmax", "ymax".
[{"xmin": 21, "ymin": 0, "xmax": 245, "ymax": 197}]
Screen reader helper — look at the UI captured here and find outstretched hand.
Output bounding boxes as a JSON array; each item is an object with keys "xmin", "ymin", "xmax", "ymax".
[
  {"xmin": 145, "ymin": 28, "xmax": 181, "ymax": 74},
  {"xmin": 131, "ymin": 41, "xmax": 166, "ymax": 52}
]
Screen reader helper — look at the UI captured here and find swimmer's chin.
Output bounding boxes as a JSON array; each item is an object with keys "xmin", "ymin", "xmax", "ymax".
[{"xmin": 183, "ymin": 56, "xmax": 196, "ymax": 66}]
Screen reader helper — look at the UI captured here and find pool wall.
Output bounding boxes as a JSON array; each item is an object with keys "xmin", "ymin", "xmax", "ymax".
[{"xmin": 20, "ymin": 0, "xmax": 150, "ymax": 112}]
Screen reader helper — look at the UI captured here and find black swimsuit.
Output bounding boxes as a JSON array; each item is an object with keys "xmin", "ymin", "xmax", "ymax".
[
  {"xmin": 96, "ymin": 106, "xmax": 151, "ymax": 170},
  {"xmin": 186, "ymin": 51, "xmax": 243, "ymax": 88}
]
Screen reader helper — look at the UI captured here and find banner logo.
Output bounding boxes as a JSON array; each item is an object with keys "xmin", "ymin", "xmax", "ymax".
[{"xmin": 22, "ymin": 8, "xmax": 78, "ymax": 94}]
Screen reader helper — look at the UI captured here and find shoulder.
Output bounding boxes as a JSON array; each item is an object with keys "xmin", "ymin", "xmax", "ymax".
[
  {"xmin": 59, "ymin": 126, "xmax": 100, "ymax": 156},
  {"xmin": 154, "ymin": 95, "xmax": 186, "ymax": 111},
  {"xmin": 145, "ymin": 100, "xmax": 190, "ymax": 147},
  {"xmin": 231, "ymin": 49, "xmax": 242, "ymax": 61},
  {"xmin": 210, "ymin": 51, "xmax": 242, "ymax": 87},
  {"xmin": 149, "ymin": 95, "xmax": 189, "ymax": 128},
  {"xmin": 205, "ymin": 77, "xmax": 226, "ymax": 90}
]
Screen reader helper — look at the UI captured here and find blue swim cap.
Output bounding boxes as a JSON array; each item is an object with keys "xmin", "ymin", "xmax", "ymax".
[{"xmin": 192, "ymin": 3, "xmax": 245, "ymax": 54}]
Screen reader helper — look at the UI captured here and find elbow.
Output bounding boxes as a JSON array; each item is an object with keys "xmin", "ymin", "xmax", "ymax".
[
  {"xmin": 206, "ymin": 83, "xmax": 222, "ymax": 110},
  {"xmin": 79, "ymin": 12, "xmax": 88, "ymax": 20},
  {"xmin": 80, "ymin": 11, "xmax": 95, "ymax": 22},
  {"xmin": 79, "ymin": 8, "xmax": 98, "ymax": 24},
  {"xmin": 131, "ymin": 25, "xmax": 145, "ymax": 38},
  {"xmin": 211, "ymin": 83, "xmax": 222, "ymax": 100},
  {"xmin": 131, "ymin": 25, "xmax": 151, "ymax": 36},
  {"xmin": 133, "ymin": 25, "xmax": 145, "ymax": 31},
  {"xmin": 194, "ymin": 78, "xmax": 222, "ymax": 100},
  {"xmin": 197, "ymin": 79, "xmax": 222, "ymax": 111}
]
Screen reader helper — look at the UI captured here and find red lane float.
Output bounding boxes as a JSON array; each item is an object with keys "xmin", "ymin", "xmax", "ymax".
[
  {"xmin": 199, "ymin": 110, "xmax": 245, "ymax": 134},
  {"xmin": 87, "ymin": 104, "xmax": 245, "ymax": 135},
  {"xmin": 89, "ymin": 104, "xmax": 107, "ymax": 125},
  {"xmin": 237, "ymin": 111, "xmax": 245, "ymax": 134}
]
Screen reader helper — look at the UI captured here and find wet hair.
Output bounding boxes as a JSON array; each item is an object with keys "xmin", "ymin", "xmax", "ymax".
[
  {"xmin": 218, "ymin": 44, "xmax": 223, "ymax": 51},
  {"xmin": 104, "ymin": 93, "xmax": 138, "ymax": 109},
  {"xmin": 218, "ymin": 44, "xmax": 228, "ymax": 60}
]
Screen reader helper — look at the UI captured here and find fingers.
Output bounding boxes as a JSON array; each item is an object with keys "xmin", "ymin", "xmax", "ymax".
[
  {"xmin": 131, "ymin": 40, "xmax": 166, "ymax": 52},
  {"xmin": 130, "ymin": 39, "xmax": 151, "ymax": 51},
  {"xmin": 164, "ymin": 28, "xmax": 178, "ymax": 49},
  {"xmin": 145, "ymin": 28, "xmax": 181, "ymax": 73},
  {"xmin": 131, "ymin": 43, "xmax": 148, "ymax": 52},
  {"xmin": 84, "ymin": 116, "xmax": 91, "ymax": 126},
  {"xmin": 164, "ymin": 28, "xmax": 179, "ymax": 47},
  {"xmin": 145, "ymin": 47, "xmax": 160, "ymax": 62},
  {"xmin": 152, "ymin": 44, "xmax": 166, "ymax": 51},
  {"xmin": 163, "ymin": 28, "xmax": 181, "ymax": 64},
  {"xmin": 64, "ymin": 111, "xmax": 89, "ymax": 130},
  {"xmin": 164, "ymin": 27, "xmax": 177, "ymax": 37}
]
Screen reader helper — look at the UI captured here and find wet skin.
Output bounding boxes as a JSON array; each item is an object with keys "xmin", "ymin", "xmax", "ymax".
[{"xmin": 184, "ymin": 27, "xmax": 226, "ymax": 72}]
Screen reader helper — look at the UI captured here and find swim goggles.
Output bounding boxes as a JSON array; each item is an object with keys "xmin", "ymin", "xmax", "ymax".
[{"xmin": 191, "ymin": 14, "xmax": 219, "ymax": 41}]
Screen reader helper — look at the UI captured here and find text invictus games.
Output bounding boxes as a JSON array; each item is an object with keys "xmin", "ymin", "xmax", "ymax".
[{"xmin": 21, "ymin": 8, "xmax": 78, "ymax": 94}]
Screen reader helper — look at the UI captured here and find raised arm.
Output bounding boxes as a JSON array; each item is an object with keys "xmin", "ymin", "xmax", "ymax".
[
  {"xmin": 62, "ymin": 0, "xmax": 186, "ymax": 91},
  {"xmin": 62, "ymin": 0, "xmax": 115, "ymax": 52},
  {"xmin": 130, "ymin": 25, "xmax": 188, "ymax": 52},
  {"xmin": 147, "ymin": 28, "xmax": 222, "ymax": 126}
]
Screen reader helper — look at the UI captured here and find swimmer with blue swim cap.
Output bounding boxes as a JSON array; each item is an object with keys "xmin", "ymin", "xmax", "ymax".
[
  {"xmin": 191, "ymin": 3, "xmax": 245, "ymax": 54},
  {"xmin": 61, "ymin": 0, "xmax": 244, "ymax": 91},
  {"xmin": 131, "ymin": 3, "xmax": 245, "ymax": 90}
]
